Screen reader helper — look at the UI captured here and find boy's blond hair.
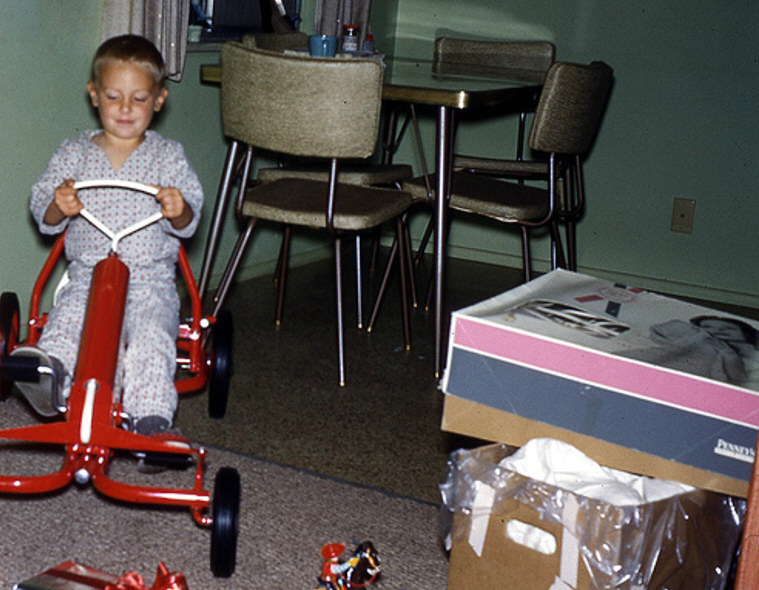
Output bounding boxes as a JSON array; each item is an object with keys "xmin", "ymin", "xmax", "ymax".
[{"xmin": 91, "ymin": 34, "xmax": 166, "ymax": 87}]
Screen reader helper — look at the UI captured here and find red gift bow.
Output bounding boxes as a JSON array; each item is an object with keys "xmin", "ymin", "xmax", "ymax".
[{"xmin": 105, "ymin": 563, "xmax": 188, "ymax": 590}]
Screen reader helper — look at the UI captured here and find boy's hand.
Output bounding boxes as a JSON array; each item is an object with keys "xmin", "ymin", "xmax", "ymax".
[
  {"xmin": 155, "ymin": 186, "xmax": 193, "ymax": 229},
  {"xmin": 43, "ymin": 179, "xmax": 83, "ymax": 225},
  {"xmin": 54, "ymin": 179, "xmax": 84, "ymax": 217}
]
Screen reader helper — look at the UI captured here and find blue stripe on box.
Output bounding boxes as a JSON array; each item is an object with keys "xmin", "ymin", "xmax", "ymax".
[{"xmin": 445, "ymin": 347, "xmax": 755, "ymax": 482}]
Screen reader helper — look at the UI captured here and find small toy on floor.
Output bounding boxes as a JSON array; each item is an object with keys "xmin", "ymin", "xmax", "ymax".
[
  {"xmin": 315, "ymin": 541, "xmax": 381, "ymax": 589},
  {"xmin": 13, "ymin": 561, "xmax": 188, "ymax": 590}
]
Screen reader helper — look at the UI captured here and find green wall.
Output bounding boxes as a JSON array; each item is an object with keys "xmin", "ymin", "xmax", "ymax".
[
  {"xmin": 1, "ymin": 1, "xmax": 101, "ymax": 313},
  {"xmin": 389, "ymin": 0, "xmax": 759, "ymax": 306},
  {"xmin": 1, "ymin": 0, "xmax": 757, "ymax": 317}
]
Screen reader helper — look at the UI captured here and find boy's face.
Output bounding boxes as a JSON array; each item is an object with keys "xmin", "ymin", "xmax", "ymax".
[{"xmin": 86, "ymin": 60, "xmax": 168, "ymax": 143}]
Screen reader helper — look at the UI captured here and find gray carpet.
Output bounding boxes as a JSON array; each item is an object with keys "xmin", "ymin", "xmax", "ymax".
[
  {"xmin": 0, "ymin": 396, "xmax": 448, "ymax": 589},
  {"xmin": 3, "ymin": 251, "xmax": 756, "ymax": 588},
  {"xmin": 174, "ymin": 255, "xmax": 506, "ymax": 506}
]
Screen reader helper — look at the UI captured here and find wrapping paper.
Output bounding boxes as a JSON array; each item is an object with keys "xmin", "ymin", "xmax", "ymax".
[{"xmin": 14, "ymin": 562, "xmax": 187, "ymax": 590}]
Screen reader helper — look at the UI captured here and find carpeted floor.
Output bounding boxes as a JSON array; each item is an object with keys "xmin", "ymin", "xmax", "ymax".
[
  {"xmin": 2, "ymin": 251, "xmax": 757, "ymax": 588},
  {"xmin": 0, "ymin": 398, "xmax": 448, "ymax": 589},
  {"xmin": 174, "ymin": 253, "xmax": 508, "ymax": 506}
]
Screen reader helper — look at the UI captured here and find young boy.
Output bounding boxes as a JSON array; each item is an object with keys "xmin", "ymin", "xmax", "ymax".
[{"xmin": 15, "ymin": 34, "xmax": 203, "ymax": 437}]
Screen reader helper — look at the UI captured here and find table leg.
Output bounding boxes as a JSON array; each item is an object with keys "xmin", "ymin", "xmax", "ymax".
[
  {"xmin": 198, "ymin": 140, "xmax": 242, "ymax": 301},
  {"xmin": 434, "ymin": 106, "xmax": 455, "ymax": 379}
]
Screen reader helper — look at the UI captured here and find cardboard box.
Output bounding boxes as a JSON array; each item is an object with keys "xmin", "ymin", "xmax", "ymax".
[
  {"xmin": 443, "ymin": 444, "xmax": 743, "ymax": 590},
  {"xmin": 441, "ymin": 269, "xmax": 759, "ymax": 497}
]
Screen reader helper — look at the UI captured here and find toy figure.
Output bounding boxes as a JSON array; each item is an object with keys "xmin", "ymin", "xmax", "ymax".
[
  {"xmin": 316, "ymin": 541, "xmax": 381, "ymax": 589},
  {"xmin": 319, "ymin": 543, "xmax": 353, "ymax": 589}
]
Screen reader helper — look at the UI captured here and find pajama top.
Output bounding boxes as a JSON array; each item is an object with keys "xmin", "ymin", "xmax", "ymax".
[{"xmin": 30, "ymin": 130, "xmax": 203, "ymax": 282}]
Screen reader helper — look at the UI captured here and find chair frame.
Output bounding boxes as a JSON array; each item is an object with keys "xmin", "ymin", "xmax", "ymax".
[
  {"xmin": 411, "ymin": 37, "xmax": 556, "ymax": 267},
  {"xmin": 210, "ymin": 43, "xmax": 412, "ymax": 386}
]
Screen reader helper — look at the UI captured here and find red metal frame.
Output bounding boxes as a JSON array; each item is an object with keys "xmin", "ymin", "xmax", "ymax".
[{"xmin": 0, "ymin": 234, "xmax": 216, "ymax": 527}]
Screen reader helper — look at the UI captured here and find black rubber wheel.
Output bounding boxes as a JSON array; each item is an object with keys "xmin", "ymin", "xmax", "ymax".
[
  {"xmin": 0, "ymin": 292, "xmax": 20, "ymax": 398},
  {"xmin": 0, "ymin": 292, "xmax": 19, "ymax": 357},
  {"xmin": 210, "ymin": 466, "xmax": 240, "ymax": 578},
  {"xmin": 208, "ymin": 309, "xmax": 233, "ymax": 419}
]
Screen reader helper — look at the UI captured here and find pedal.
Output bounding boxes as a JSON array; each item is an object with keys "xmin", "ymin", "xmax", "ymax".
[
  {"xmin": 135, "ymin": 436, "xmax": 193, "ymax": 472},
  {"xmin": 139, "ymin": 451, "xmax": 194, "ymax": 470}
]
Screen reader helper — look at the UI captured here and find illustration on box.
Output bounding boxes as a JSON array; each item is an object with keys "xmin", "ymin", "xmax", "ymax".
[{"xmin": 486, "ymin": 270, "xmax": 759, "ymax": 392}]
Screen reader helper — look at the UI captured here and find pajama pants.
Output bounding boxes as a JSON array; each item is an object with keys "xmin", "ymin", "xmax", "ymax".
[{"xmin": 39, "ymin": 267, "xmax": 180, "ymax": 423}]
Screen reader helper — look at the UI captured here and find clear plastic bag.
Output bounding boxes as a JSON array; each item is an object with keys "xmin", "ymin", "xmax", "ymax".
[{"xmin": 440, "ymin": 443, "xmax": 746, "ymax": 589}]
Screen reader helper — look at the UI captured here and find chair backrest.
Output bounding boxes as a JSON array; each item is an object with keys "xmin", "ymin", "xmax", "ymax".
[
  {"xmin": 241, "ymin": 32, "xmax": 308, "ymax": 51},
  {"xmin": 434, "ymin": 37, "xmax": 555, "ymax": 80},
  {"xmin": 221, "ymin": 42, "xmax": 383, "ymax": 159},
  {"xmin": 528, "ymin": 61, "xmax": 613, "ymax": 155}
]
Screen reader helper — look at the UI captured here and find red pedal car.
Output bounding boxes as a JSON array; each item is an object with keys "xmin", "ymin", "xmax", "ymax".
[{"xmin": 0, "ymin": 180, "xmax": 239, "ymax": 577}]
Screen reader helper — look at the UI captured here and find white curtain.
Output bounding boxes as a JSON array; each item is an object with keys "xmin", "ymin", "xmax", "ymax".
[
  {"xmin": 314, "ymin": 0, "xmax": 372, "ymax": 45},
  {"xmin": 101, "ymin": 0, "xmax": 190, "ymax": 81}
]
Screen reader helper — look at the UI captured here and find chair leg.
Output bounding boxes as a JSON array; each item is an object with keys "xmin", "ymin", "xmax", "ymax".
[
  {"xmin": 199, "ymin": 140, "xmax": 243, "ymax": 301},
  {"xmin": 550, "ymin": 221, "xmax": 567, "ymax": 270},
  {"xmin": 273, "ymin": 225, "xmax": 290, "ymax": 286},
  {"xmin": 565, "ymin": 157, "xmax": 584, "ymax": 271},
  {"xmin": 355, "ymin": 234, "xmax": 363, "ymax": 329},
  {"xmin": 403, "ymin": 215, "xmax": 419, "ymax": 308},
  {"xmin": 396, "ymin": 217, "xmax": 412, "ymax": 351},
  {"xmin": 366, "ymin": 234, "xmax": 399, "ymax": 333},
  {"xmin": 415, "ymin": 216, "xmax": 434, "ymax": 265},
  {"xmin": 275, "ymin": 226, "xmax": 291, "ymax": 327},
  {"xmin": 211, "ymin": 217, "xmax": 258, "ymax": 318},
  {"xmin": 516, "ymin": 111, "xmax": 527, "ymax": 161},
  {"xmin": 520, "ymin": 226, "xmax": 532, "ymax": 282},
  {"xmin": 565, "ymin": 220, "xmax": 578, "ymax": 271},
  {"xmin": 334, "ymin": 237, "xmax": 346, "ymax": 387},
  {"xmin": 366, "ymin": 212, "xmax": 417, "ymax": 333}
]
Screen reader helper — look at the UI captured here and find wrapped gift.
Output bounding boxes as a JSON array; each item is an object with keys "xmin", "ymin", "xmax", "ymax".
[{"xmin": 14, "ymin": 561, "xmax": 188, "ymax": 590}]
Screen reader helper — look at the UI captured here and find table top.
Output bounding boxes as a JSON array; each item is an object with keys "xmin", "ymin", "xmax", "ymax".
[
  {"xmin": 200, "ymin": 56, "xmax": 543, "ymax": 111},
  {"xmin": 382, "ymin": 58, "xmax": 543, "ymax": 109}
]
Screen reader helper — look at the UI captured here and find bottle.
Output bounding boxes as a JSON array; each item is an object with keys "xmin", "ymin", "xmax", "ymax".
[
  {"xmin": 342, "ymin": 25, "xmax": 359, "ymax": 52},
  {"xmin": 362, "ymin": 33, "xmax": 376, "ymax": 53}
]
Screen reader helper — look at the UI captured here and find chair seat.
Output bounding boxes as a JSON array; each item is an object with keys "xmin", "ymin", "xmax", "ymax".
[
  {"xmin": 453, "ymin": 155, "xmax": 549, "ymax": 177},
  {"xmin": 404, "ymin": 172, "xmax": 550, "ymax": 223},
  {"xmin": 242, "ymin": 178, "xmax": 413, "ymax": 231},
  {"xmin": 258, "ymin": 163, "xmax": 413, "ymax": 187}
]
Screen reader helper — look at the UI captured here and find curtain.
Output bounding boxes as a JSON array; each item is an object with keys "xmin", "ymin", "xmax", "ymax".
[
  {"xmin": 314, "ymin": 0, "xmax": 372, "ymax": 45},
  {"xmin": 101, "ymin": 0, "xmax": 190, "ymax": 81}
]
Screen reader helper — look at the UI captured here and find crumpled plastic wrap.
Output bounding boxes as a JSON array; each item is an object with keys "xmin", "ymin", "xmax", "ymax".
[{"xmin": 440, "ymin": 442, "xmax": 746, "ymax": 590}]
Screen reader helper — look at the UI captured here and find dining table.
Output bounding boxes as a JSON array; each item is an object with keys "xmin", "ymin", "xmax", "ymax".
[{"xmin": 199, "ymin": 55, "xmax": 544, "ymax": 380}]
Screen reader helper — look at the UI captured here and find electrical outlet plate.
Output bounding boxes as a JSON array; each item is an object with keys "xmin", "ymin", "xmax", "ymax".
[{"xmin": 671, "ymin": 198, "xmax": 695, "ymax": 233}]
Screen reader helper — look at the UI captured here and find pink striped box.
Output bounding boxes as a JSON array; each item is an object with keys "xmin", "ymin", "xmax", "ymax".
[{"xmin": 441, "ymin": 269, "xmax": 759, "ymax": 497}]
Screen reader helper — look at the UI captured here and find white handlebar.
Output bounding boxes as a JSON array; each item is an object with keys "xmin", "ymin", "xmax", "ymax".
[
  {"xmin": 73, "ymin": 179, "xmax": 159, "ymax": 196},
  {"xmin": 73, "ymin": 179, "xmax": 164, "ymax": 253}
]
